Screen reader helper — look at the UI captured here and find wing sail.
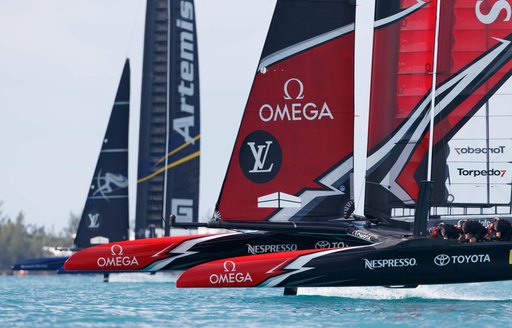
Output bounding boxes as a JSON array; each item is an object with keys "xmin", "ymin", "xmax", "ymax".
[{"xmin": 216, "ymin": 0, "xmax": 356, "ymax": 223}]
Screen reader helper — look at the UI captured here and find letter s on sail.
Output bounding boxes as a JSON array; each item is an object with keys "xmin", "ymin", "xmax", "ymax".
[{"xmin": 476, "ymin": 0, "xmax": 511, "ymax": 24}]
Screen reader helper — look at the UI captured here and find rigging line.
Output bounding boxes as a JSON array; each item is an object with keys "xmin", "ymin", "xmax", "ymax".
[
  {"xmin": 154, "ymin": 134, "xmax": 201, "ymax": 166},
  {"xmin": 124, "ymin": 0, "xmax": 146, "ymax": 58},
  {"xmin": 137, "ymin": 151, "xmax": 200, "ymax": 183},
  {"xmin": 162, "ymin": 0, "xmax": 172, "ymax": 230}
]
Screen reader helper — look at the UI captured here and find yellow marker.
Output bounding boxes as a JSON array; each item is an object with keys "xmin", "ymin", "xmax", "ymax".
[{"xmin": 509, "ymin": 250, "xmax": 512, "ymax": 265}]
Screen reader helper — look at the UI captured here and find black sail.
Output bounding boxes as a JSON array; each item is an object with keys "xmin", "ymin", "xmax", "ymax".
[
  {"xmin": 136, "ymin": 0, "xmax": 200, "ymax": 238},
  {"xmin": 73, "ymin": 60, "xmax": 130, "ymax": 249}
]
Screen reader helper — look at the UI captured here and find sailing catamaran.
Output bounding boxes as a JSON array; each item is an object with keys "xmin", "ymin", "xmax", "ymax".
[
  {"xmin": 64, "ymin": 0, "xmax": 368, "ymax": 274},
  {"xmin": 12, "ymin": 60, "xmax": 131, "ymax": 272},
  {"xmin": 66, "ymin": 0, "xmax": 512, "ymax": 289},
  {"xmin": 176, "ymin": 0, "xmax": 512, "ymax": 288}
]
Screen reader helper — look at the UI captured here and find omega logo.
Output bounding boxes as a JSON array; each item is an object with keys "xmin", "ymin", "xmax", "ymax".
[
  {"xmin": 259, "ymin": 78, "xmax": 333, "ymax": 122},
  {"xmin": 223, "ymin": 260, "xmax": 236, "ymax": 272},
  {"xmin": 111, "ymin": 244, "xmax": 123, "ymax": 256},
  {"xmin": 283, "ymin": 78, "xmax": 304, "ymax": 100}
]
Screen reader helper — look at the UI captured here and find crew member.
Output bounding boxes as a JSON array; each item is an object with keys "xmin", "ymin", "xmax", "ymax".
[
  {"xmin": 438, "ymin": 222, "xmax": 460, "ymax": 240},
  {"xmin": 490, "ymin": 217, "xmax": 512, "ymax": 241},
  {"xmin": 460, "ymin": 220, "xmax": 487, "ymax": 243},
  {"xmin": 457, "ymin": 220, "xmax": 467, "ymax": 243},
  {"xmin": 428, "ymin": 226, "xmax": 440, "ymax": 238}
]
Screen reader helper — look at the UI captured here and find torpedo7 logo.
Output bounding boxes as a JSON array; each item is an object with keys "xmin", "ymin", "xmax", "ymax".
[
  {"xmin": 457, "ymin": 168, "xmax": 507, "ymax": 177},
  {"xmin": 239, "ymin": 131, "xmax": 282, "ymax": 183},
  {"xmin": 454, "ymin": 146, "xmax": 505, "ymax": 155}
]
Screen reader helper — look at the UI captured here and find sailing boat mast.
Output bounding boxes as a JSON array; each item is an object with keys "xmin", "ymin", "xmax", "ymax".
[
  {"xmin": 426, "ymin": 0, "xmax": 442, "ymax": 181},
  {"xmin": 162, "ymin": 2, "xmax": 172, "ymax": 236},
  {"xmin": 413, "ymin": 0, "xmax": 442, "ymax": 235}
]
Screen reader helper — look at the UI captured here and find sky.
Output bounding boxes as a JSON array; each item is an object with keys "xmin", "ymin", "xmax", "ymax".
[{"xmin": 0, "ymin": 0, "xmax": 374, "ymax": 232}]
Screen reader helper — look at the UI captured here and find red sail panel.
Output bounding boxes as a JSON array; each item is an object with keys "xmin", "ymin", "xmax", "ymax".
[
  {"xmin": 216, "ymin": 0, "xmax": 356, "ymax": 222},
  {"xmin": 430, "ymin": 0, "xmax": 512, "ymax": 207},
  {"xmin": 366, "ymin": 0, "xmax": 512, "ymax": 218},
  {"xmin": 368, "ymin": 0, "xmax": 436, "ymax": 150},
  {"xmin": 365, "ymin": 0, "xmax": 437, "ymax": 218}
]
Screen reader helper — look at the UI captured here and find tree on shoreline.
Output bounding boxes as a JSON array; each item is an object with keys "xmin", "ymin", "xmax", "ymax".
[{"xmin": 0, "ymin": 203, "xmax": 75, "ymax": 270}]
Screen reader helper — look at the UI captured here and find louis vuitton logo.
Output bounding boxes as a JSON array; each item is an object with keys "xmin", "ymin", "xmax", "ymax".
[
  {"xmin": 88, "ymin": 213, "xmax": 100, "ymax": 229},
  {"xmin": 247, "ymin": 141, "xmax": 274, "ymax": 173}
]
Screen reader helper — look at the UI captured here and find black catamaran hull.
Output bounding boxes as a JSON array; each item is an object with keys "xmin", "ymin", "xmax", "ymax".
[
  {"xmin": 64, "ymin": 230, "xmax": 371, "ymax": 273},
  {"xmin": 176, "ymin": 237, "xmax": 512, "ymax": 288}
]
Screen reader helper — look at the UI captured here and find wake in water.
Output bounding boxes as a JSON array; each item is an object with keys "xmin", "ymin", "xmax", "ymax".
[
  {"xmin": 299, "ymin": 281, "xmax": 512, "ymax": 301},
  {"xmin": 108, "ymin": 272, "xmax": 181, "ymax": 283}
]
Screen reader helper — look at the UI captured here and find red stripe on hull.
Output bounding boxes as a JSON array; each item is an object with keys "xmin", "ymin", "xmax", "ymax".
[{"xmin": 176, "ymin": 249, "xmax": 323, "ymax": 288}]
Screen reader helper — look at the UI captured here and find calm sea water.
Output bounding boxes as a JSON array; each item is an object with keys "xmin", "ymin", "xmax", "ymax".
[{"xmin": 1, "ymin": 273, "xmax": 512, "ymax": 327}]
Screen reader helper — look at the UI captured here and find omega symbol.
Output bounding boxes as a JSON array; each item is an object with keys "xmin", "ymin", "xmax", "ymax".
[
  {"xmin": 111, "ymin": 244, "xmax": 124, "ymax": 256},
  {"xmin": 283, "ymin": 78, "xmax": 304, "ymax": 100},
  {"xmin": 223, "ymin": 260, "xmax": 237, "ymax": 272}
]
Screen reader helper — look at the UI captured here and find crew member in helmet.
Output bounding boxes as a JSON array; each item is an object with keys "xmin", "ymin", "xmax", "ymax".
[
  {"xmin": 489, "ymin": 217, "xmax": 512, "ymax": 241},
  {"xmin": 438, "ymin": 222, "xmax": 460, "ymax": 240},
  {"xmin": 460, "ymin": 220, "xmax": 487, "ymax": 243},
  {"xmin": 429, "ymin": 222, "xmax": 460, "ymax": 240},
  {"xmin": 429, "ymin": 226, "xmax": 440, "ymax": 238}
]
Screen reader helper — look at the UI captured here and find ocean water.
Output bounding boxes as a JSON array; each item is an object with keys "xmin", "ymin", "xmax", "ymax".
[{"xmin": 1, "ymin": 274, "xmax": 512, "ymax": 327}]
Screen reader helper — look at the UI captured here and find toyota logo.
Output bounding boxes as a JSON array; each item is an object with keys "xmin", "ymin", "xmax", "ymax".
[
  {"xmin": 315, "ymin": 241, "xmax": 331, "ymax": 249},
  {"xmin": 434, "ymin": 254, "xmax": 450, "ymax": 266}
]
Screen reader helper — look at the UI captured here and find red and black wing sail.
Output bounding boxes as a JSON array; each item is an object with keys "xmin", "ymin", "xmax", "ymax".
[
  {"xmin": 216, "ymin": 0, "xmax": 356, "ymax": 223},
  {"xmin": 364, "ymin": 0, "xmax": 436, "ymax": 219},
  {"xmin": 365, "ymin": 0, "xmax": 512, "ymax": 218},
  {"xmin": 430, "ymin": 1, "xmax": 512, "ymax": 208}
]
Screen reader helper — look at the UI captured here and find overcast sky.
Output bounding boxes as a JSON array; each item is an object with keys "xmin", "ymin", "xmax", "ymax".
[{"xmin": 0, "ymin": 0, "xmax": 373, "ymax": 232}]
